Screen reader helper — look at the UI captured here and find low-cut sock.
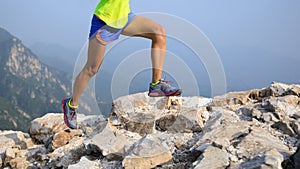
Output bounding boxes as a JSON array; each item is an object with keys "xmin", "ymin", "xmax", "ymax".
[
  {"xmin": 151, "ymin": 80, "xmax": 161, "ymax": 86},
  {"xmin": 68, "ymin": 98, "xmax": 78, "ymax": 109}
]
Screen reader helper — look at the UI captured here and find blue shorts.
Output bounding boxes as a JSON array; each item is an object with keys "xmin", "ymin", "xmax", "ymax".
[{"xmin": 89, "ymin": 12, "xmax": 136, "ymax": 45}]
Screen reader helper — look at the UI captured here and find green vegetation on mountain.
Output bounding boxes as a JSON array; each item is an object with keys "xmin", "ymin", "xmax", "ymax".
[{"xmin": 0, "ymin": 27, "xmax": 71, "ymax": 132}]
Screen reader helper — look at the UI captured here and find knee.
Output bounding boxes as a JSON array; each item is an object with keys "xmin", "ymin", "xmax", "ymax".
[
  {"xmin": 151, "ymin": 25, "xmax": 166, "ymax": 44},
  {"xmin": 84, "ymin": 65, "xmax": 99, "ymax": 77}
]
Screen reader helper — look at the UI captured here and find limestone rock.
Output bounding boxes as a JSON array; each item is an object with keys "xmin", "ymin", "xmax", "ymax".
[
  {"xmin": 28, "ymin": 113, "xmax": 95, "ymax": 151},
  {"xmin": 208, "ymin": 107, "xmax": 240, "ymax": 126},
  {"xmin": 264, "ymin": 149, "xmax": 284, "ymax": 169},
  {"xmin": 0, "ymin": 130, "xmax": 34, "ymax": 167},
  {"xmin": 110, "ymin": 93, "xmax": 164, "ymax": 135},
  {"xmin": 287, "ymin": 84, "xmax": 300, "ymax": 96},
  {"xmin": 181, "ymin": 96, "xmax": 212, "ymax": 108},
  {"xmin": 290, "ymin": 120, "xmax": 300, "ymax": 137},
  {"xmin": 2, "ymin": 82, "xmax": 300, "ymax": 169},
  {"xmin": 122, "ymin": 135, "xmax": 172, "ymax": 169},
  {"xmin": 68, "ymin": 156, "xmax": 102, "ymax": 169},
  {"xmin": 197, "ymin": 122, "xmax": 250, "ymax": 148},
  {"xmin": 268, "ymin": 95, "xmax": 300, "ymax": 118},
  {"xmin": 87, "ymin": 123, "xmax": 141, "ymax": 160},
  {"xmin": 236, "ymin": 106, "xmax": 254, "ymax": 121},
  {"xmin": 236, "ymin": 126, "xmax": 290, "ymax": 160},
  {"xmin": 2, "ymin": 143, "xmax": 46, "ymax": 168},
  {"xmin": 259, "ymin": 82, "xmax": 288, "ymax": 98},
  {"xmin": 110, "ymin": 93, "xmax": 211, "ymax": 135},
  {"xmin": 262, "ymin": 112, "xmax": 279, "ymax": 123},
  {"xmin": 51, "ymin": 129, "xmax": 83, "ymax": 150},
  {"xmin": 0, "ymin": 137, "xmax": 15, "ymax": 166},
  {"xmin": 194, "ymin": 146, "xmax": 229, "ymax": 169},
  {"xmin": 124, "ymin": 112, "xmax": 156, "ymax": 136},
  {"xmin": 20, "ymin": 145, "xmax": 46, "ymax": 163},
  {"xmin": 156, "ymin": 107, "xmax": 206, "ymax": 133},
  {"xmin": 78, "ymin": 115, "xmax": 106, "ymax": 136},
  {"xmin": 238, "ymin": 149, "xmax": 284, "ymax": 169},
  {"xmin": 212, "ymin": 90, "xmax": 254, "ymax": 108},
  {"xmin": 5, "ymin": 146, "xmax": 19, "ymax": 164},
  {"xmin": 101, "ymin": 160, "xmax": 123, "ymax": 169},
  {"xmin": 9, "ymin": 157, "xmax": 33, "ymax": 169},
  {"xmin": 28, "ymin": 113, "xmax": 69, "ymax": 144},
  {"xmin": 0, "ymin": 131, "xmax": 34, "ymax": 149},
  {"xmin": 259, "ymin": 82, "xmax": 300, "ymax": 98},
  {"xmin": 271, "ymin": 121, "xmax": 296, "ymax": 137},
  {"xmin": 47, "ymin": 137, "xmax": 88, "ymax": 168}
]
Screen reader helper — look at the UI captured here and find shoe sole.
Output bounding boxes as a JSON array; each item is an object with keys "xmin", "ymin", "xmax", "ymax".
[
  {"xmin": 148, "ymin": 89, "xmax": 182, "ymax": 97},
  {"xmin": 62, "ymin": 99, "xmax": 73, "ymax": 129},
  {"xmin": 170, "ymin": 89, "xmax": 182, "ymax": 96}
]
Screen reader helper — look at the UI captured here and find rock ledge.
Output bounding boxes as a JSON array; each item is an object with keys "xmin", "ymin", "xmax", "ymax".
[{"xmin": 0, "ymin": 82, "xmax": 300, "ymax": 169}]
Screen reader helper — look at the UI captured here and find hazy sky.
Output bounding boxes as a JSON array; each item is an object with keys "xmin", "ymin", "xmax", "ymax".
[
  {"xmin": 1, "ymin": 0, "xmax": 300, "ymax": 91},
  {"xmin": 1, "ymin": 1, "xmax": 299, "ymax": 53}
]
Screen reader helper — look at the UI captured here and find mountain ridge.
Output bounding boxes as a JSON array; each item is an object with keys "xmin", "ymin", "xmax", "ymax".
[{"xmin": 0, "ymin": 27, "xmax": 72, "ymax": 131}]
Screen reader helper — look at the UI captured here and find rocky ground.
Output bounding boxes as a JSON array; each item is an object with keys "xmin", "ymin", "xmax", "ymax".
[{"xmin": 0, "ymin": 82, "xmax": 300, "ymax": 169}]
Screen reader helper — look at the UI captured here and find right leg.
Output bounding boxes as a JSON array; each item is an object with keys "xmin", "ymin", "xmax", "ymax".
[
  {"xmin": 122, "ymin": 15, "xmax": 166, "ymax": 84},
  {"xmin": 71, "ymin": 37, "xmax": 106, "ymax": 106}
]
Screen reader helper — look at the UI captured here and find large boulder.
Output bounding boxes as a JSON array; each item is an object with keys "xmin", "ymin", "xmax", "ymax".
[
  {"xmin": 109, "ymin": 92, "xmax": 212, "ymax": 135},
  {"xmin": 236, "ymin": 126, "xmax": 291, "ymax": 160},
  {"xmin": 156, "ymin": 107, "xmax": 207, "ymax": 133},
  {"xmin": 87, "ymin": 122, "xmax": 141, "ymax": 160},
  {"xmin": 28, "ymin": 113, "xmax": 72, "ymax": 145},
  {"xmin": 47, "ymin": 137, "xmax": 87, "ymax": 168},
  {"xmin": 28, "ymin": 113, "xmax": 105, "ymax": 151},
  {"xmin": 197, "ymin": 122, "xmax": 251, "ymax": 148},
  {"xmin": 122, "ymin": 134, "xmax": 173, "ymax": 169},
  {"xmin": 237, "ymin": 148, "xmax": 285, "ymax": 169},
  {"xmin": 194, "ymin": 146, "xmax": 229, "ymax": 169}
]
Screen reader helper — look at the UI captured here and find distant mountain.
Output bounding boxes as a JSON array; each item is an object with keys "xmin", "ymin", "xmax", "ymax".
[
  {"xmin": 29, "ymin": 42, "xmax": 77, "ymax": 73},
  {"xmin": 0, "ymin": 27, "xmax": 72, "ymax": 131}
]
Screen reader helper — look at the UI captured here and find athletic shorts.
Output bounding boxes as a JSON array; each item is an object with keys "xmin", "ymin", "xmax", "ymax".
[{"xmin": 89, "ymin": 12, "xmax": 136, "ymax": 45}]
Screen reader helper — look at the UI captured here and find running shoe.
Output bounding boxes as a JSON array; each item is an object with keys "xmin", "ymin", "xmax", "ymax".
[
  {"xmin": 148, "ymin": 79, "xmax": 182, "ymax": 97},
  {"xmin": 62, "ymin": 98, "xmax": 78, "ymax": 129}
]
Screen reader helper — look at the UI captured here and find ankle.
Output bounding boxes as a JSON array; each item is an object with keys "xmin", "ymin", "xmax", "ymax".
[
  {"xmin": 68, "ymin": 98, "xmax": 78, "ymax": 109},
  {"xmin": 151, "ymin": 79, "xmax": 161, "ymax": 86}
]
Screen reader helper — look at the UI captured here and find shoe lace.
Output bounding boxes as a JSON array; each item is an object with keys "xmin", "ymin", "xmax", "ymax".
[
  {"xmin": 161, "ymin": 79, "xmax": 173, "ymax": 88},
  {"xmin": 69, "ymin": 108, "xmax": 77, "ymax": 121}
]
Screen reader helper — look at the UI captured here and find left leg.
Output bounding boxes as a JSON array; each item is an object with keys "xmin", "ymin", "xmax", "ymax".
[{"xmin": 121, "ymin": 15, "xmax": 166, "ymax": 83}]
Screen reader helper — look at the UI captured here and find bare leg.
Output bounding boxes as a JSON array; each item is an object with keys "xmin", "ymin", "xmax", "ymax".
[
  {"xmin": 71, "ymin": 38, "xmax": 106, "ymax": 106},
  {"xmin": 122, "ymin": 16, "xmax": 166, "ymax": 83}
]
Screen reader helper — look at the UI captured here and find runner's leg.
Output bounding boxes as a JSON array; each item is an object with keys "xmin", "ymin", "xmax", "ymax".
[
  {"xmin": 121, "ymin": 16, "xmax": 166, "ymax": 83},
  {"xmin": 71, "ymin": 38, "xmax": 106, "ymax": 106}
]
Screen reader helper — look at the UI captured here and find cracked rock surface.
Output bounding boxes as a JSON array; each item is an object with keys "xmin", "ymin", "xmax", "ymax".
[{"xmin": 0, "ymin": 82, "xmax": 300, "ymax": 169}]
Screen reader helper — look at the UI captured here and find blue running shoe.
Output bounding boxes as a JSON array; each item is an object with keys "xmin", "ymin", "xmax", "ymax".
[
  {"xmin": 62, "ymin": 98, "xmax": 78, "ymax": 129},
  {"xmin": 148, "ymin": 80, "xmax": 182, "ymax": 97}
]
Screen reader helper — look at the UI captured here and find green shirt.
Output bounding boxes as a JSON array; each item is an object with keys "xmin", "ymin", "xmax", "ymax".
[{"xmin": 94, "ymin": 0, "xmax": 131, "ymax": 28}]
